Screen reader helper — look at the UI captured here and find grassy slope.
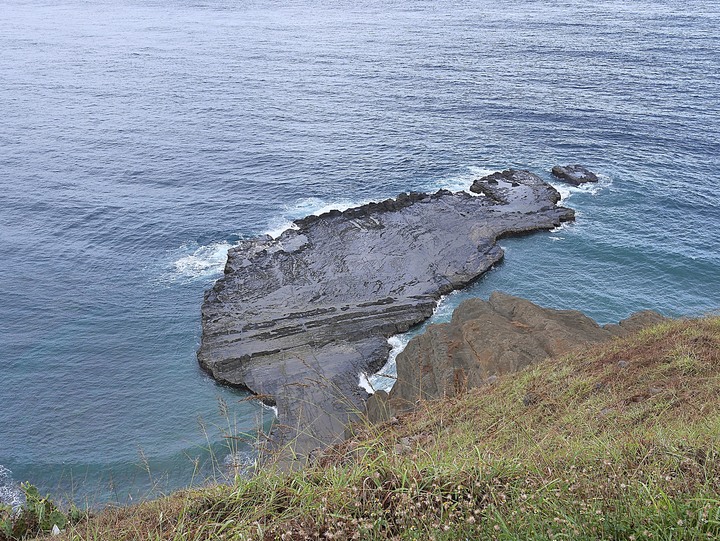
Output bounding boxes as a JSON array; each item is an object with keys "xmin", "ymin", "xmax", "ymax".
[{"xmin": 56, "ymin": 316, "xmax": 720, "ymax": 540}]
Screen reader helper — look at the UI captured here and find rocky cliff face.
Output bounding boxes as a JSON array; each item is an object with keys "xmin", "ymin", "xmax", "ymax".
[
  {"xmin": 198, "ymin": 171, "xmax": 575, "ymax": 463},
  {"xmin": 367, "ymin": 292, "xmax": 666, "ymax": 422}
]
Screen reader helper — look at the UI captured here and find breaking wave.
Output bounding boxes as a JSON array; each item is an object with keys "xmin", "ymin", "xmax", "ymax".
[
  {"xmin": 169, "ymin": 241, "xmax": 234, "ymax": 281},
  {"xmin": 426, "ymin": 166, "xmax": 497, "ymax": 194},
  {"xmin": 550, "ymin": 172, "xmax": 612, "ymax": 202},
  {"xmin": 0, "ymin": 465, "xmax": 23, "ymax": 510},
  {"xmin": 168, "ymin": 166, "xmax": 504, "ymax": 282}
]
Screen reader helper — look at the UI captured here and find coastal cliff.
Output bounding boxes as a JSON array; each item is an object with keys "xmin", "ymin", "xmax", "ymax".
[
  {"xmin": 198, "ymin": 170, "xmax": 574, "ymax": 462},
  {"xmin": 367, "ymin": 292, "xmax": 666, "ymax": 422},
  {"xmin": 43, "ymin": 314, "xmax": 720, "ymax": 540}
]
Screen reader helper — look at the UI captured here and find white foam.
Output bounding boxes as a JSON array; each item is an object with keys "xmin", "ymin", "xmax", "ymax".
[
  {"xmin": 222, "ymin": 450, "xmax": 256, "ymax": 478},
  {"xmin": 358, "ymin": 372, "xmax": 374, "ymax": 394},
  {"xmin": 259, "ymin": 402, "xmax": 278, "ymax": 418},
  {"xmin": 428, "ymin": 166, "xmax": 497, "ymax": 195},
  {"xmin": 269, "ymin": 167, "xmax": 498, "ymax": 242},
  {"xmin": 166, "ymin": 195, "xmax": 387, "ymax": 283},
  {"xmin": 265, "ymin": 222, "xmax": 299, "ymax": 240},
  {"xmin": 362, "ymin": 334, "xmax": 409, "ymax": 394},
  {"xmin": 264, "ymin": 197, "xmax": 371, "ymax": 239},
  {"xmin": 551, "ymin": 182, "xmax": 573, "ymax": 202},
  {"xmin": 0, "ymin": 465, "xmax": 23, "ymax": 510},
  {"xmin": 550, "ymin": 221, "xmax": 571, "ymax": 233},
  {"xmin": 171, "ymin": 241, "xmax": 233, "ymax": 280},
  {"xmin": 428, "ymin": 291, "xmax": 457, "ymax": 321},
  {"xmin": 362, "ymin": 294, "xmax": 453, "ymax": 393},
  {"xmin": 550, "ymin": 173, "xmax": 612, "ymax": 202}
]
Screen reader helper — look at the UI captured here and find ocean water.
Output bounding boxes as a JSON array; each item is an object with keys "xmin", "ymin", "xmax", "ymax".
[{"xmin": 1, "ymin": 0, "xmax": 719, "ymax": 507}]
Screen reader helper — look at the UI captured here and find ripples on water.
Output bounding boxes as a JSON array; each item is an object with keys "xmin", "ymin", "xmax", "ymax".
[{"xmin": 0, "ymin": 0, "xmax": 718, "ymax": 505}]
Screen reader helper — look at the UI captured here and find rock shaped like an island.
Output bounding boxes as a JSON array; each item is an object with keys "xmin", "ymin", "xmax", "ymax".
[{"xmin": 198, "ymin": 170, "xmax": 575, "ymax": 463}]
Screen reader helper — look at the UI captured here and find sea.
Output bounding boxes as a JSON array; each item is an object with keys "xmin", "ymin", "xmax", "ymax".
[{"xmin": 1, "ymin": 0, "xmax": 718, "ymax": 508}]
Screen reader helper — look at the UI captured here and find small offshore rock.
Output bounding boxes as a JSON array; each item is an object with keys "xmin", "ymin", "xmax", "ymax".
[{"xmin": 551, "ymin": 164, "xmax": 599, "ymax": 186}]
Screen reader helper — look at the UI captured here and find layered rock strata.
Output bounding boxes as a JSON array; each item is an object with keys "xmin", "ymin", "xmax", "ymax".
[
  {"xmin": 199, "ymin": 171, "xmax": 574, "ymax": 463},
  {"xmin": 367, "ymin": 292, "xmax": 666, "ymax": 422}
]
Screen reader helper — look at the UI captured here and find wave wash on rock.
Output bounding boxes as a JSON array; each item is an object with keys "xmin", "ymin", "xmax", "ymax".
[{"xmin": 198, "ymin": 170, "xmax": 575, "ymax": 465}]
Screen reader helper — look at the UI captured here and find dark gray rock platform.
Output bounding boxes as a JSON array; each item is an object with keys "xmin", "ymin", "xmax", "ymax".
[{"xmin": 198, "ymin": 170, "xmax": 574, "ymax": 463}]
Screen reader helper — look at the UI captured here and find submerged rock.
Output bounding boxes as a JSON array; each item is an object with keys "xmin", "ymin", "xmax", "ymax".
[
  {"xmin": 369, "ymin": 292, "xmax": 667, "ymax": 422},
  {"xmin": 551, "ymin": 164, "xmax": 599, "ymax": 186},
  {"xmin": 198, "ymin": 172, "xmax": 574, "ymax": 464}
]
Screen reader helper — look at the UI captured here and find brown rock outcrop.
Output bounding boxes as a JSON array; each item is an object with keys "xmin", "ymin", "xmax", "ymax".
[{"xmin": 367, "ymin": 292, "xmax": 666, "ymax": 422}]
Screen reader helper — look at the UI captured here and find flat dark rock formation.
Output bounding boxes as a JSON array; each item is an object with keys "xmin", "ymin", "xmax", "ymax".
[
  {"xmin": 367, "ymin": 292, "xmax": 667, "ymax": 423},
  {"xmin": 551, "ymin": 164, "xmax": 599, "ymax": 186},
  {"xmin": 198, "ymin": 171, "xmax": 574, "ymax": 463}
]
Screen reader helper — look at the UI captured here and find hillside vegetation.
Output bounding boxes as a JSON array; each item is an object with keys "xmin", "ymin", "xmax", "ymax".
[{"xmin": 37, "ymin": 316, "xmax": 720, "ymax": 539}]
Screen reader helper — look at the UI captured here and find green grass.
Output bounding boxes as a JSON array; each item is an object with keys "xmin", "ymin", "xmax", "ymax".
[{"xmin": 40, "ymin": 316, "xmax": 720, "ymax": 540}]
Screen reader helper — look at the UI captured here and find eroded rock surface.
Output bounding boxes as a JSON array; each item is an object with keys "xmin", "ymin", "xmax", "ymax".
[
  {"xmin": 551, "ymin": 164, "xmax": 599, "ymax": 186},
  {"xmin": 367, "ymin": 292, "xmax": 667, "ymax": 422},
  {"xmin": 199, "ymin": 172, "xmax": 574, "ymax": 463}
]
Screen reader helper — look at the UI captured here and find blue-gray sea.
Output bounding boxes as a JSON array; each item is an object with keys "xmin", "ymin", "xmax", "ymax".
[{"xmin": 1, "ymin": 0, "xmax": 719, "ymax": 507}]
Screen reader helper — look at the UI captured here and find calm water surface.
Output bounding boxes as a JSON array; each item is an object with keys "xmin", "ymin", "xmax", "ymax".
[{"xmin": 1, "ymin": 0, "xmax": 719, "ymax": 506}]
